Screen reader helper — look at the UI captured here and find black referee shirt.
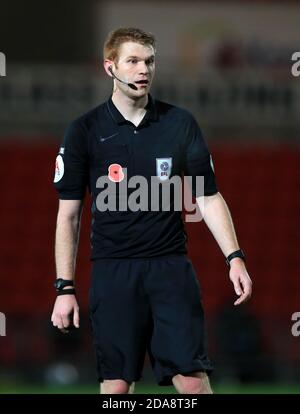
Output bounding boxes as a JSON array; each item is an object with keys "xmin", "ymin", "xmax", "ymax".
[{"xmin": 53, "ymin": 94, "xmax": 218, "ymax": 259}]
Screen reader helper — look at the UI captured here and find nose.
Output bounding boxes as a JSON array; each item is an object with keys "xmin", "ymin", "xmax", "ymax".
[{"xmin": 138, "ymin": 61, "xmax": 149, "ymax": 74}]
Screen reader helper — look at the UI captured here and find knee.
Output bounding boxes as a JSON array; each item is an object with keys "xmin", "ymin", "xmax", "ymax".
[
  {"xmin": 172, "ymin": 372, "xmax": 213, "ymax": 394},
  {"xmin": 100, "ymin": 379, "xmax": 133, "ymax": 394}
]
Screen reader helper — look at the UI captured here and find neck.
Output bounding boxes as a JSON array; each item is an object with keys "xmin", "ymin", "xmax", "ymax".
[{"xmin": 112, "ymin": 90, "xmax": 148, "ymax": 125}]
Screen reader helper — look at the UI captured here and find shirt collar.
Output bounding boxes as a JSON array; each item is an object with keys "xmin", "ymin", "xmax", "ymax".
[{"xmin": 106, "ymin": 94, "xmax": 158, "ymax": 125}]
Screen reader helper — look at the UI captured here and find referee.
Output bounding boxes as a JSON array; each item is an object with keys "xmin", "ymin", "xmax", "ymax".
[{"xmin": 51, "ymin": 28, "xmax": 252, "ymax": 394}]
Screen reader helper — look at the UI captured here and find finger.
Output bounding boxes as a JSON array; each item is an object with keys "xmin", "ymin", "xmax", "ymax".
[
  {"xmin": 54, "ymin": 315, "xmax": 65, "ymax": 330},
  {"xmin": 245, "ymin": 282, "xmax": 252, "ymax": 298},
  {"xmin": 232, "ymin": 279, "xmax": 243, "ymax": 296},
  {"xmin": 73, "ymin": 308, "xmax": 80, "ymax": 328},
  {"xmin": 57, "ymin": 319, "xmax": 64, "ymax": 330},
  {"xmin": 234, "ymin": 296, "xmax": 244, "ymax": 306},
  {"xmin": 59, "ymin": 323, "xmax": 69, "ymax": 333},
  {"xmin": 51, "ymin": 312, "xmax": 58, "ymax": 324},
  {"xmin": 51, "ymin": 314, "xmax": 60, "ymax": 327},
  {"xmin": 61, "ymin": 314, "xmax": 70, "ymax": 329},
  {"xmin": 234, "ymin": 291, "xmax": 251, "ymax": 306},
  {"xmin": 52, "ymin": 315, "xmax": 68, "ymax": 332},
  {"xmin": 241, "ymin": 280, "xmax": 252, "ymax": 299}
]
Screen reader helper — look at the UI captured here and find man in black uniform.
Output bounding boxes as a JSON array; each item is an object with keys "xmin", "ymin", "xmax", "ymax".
[{"xmin": 51, "ymin": 28, "xmax": 252, "ymax": 394}]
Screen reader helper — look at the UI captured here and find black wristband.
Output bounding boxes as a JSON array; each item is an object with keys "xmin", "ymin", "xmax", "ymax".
[
  {"xmin": 54, "ymin": 278, "xmax": 74, "ymax": 291},
  {"xmin": 57, "ymin": 288, "xmax": 76, "ymax": 296},
  {"xmin": 225, "ymin": 249, "xmax": 246, "ymax": 267}
]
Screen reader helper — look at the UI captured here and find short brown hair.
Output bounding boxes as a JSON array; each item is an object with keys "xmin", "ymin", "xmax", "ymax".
[{"xmin": 103, "ymin": 27, "xmax": 156, "ymax": 62}]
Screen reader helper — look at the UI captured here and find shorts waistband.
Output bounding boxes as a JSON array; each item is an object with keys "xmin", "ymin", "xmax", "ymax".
[{"xmin": 91, "ymin": 254, "xmax": 187, "ymax": 262}]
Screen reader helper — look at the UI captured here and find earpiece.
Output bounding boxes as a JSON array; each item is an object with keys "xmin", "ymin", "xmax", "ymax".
[{"xmin": 107, "ymin": 65, "xmax": 138, "ymax": 90}]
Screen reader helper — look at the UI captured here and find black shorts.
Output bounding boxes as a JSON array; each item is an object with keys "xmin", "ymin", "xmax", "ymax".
[{"xmin": 89, "ymin": 255, "xmax": 213, "ymax": 386}]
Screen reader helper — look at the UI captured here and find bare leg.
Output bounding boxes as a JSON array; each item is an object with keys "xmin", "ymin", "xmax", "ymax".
[
  {"xmin": 172, "ymin": 372, "xmax": 213, "ymax": 394},
  {"xmin": 100, "ymin": 379, "xmax": 134, "ymax": 394}
]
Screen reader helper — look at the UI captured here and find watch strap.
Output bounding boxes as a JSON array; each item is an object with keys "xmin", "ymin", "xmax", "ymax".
[
  {"xmin": 57, "ymin": 288, "xmax": 76, "ymax": 296},
  {"xmin": 226, "ymin": 249, "xmax": 246, "ymax": 267}
]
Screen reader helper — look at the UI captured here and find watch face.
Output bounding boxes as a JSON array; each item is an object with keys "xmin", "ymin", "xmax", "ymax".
[
  {"xmin": 54, "ymin": 279, "xmax": 63, "ymax": 290},
  {"xmin": 54, "ymin": 278, "xmax": 73, "ymax": 290}
]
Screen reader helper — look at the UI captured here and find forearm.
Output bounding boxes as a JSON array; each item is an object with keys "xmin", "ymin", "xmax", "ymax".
[
  {"xmin": 55, "ymin": 214, "xmax": 81, "ymax": 281},
  {"xmin": 197, "ymin": 192, "xmax": 240, "ymax": 257}
]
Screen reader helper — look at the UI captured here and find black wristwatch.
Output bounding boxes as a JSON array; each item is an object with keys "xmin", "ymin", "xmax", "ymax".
[
  {"xmin": 54, "ymin": 278, "xmax": 74, "ymax": 292},
  {"xmin": 225, "ymin": 249, "xmax": 246, "ymax": 267}
]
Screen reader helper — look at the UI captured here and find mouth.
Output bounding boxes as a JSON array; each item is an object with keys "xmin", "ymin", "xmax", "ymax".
[{"xmin": 134, "ymin": 79, "xmax": 149, "ymax": 87}]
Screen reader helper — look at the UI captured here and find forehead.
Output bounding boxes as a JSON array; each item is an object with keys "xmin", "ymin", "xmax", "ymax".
[{"xmin": 118, "ymin": 41, "xmax": 155, "ymax": 60}]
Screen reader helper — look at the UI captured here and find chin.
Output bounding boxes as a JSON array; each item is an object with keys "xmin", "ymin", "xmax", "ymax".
[
  {"xmin": 130, "ymin": 89, "xmax": 149, "ymax": 99},
  {"xmin": 138, "ymin": 89, "xmax": 149, "ymax": 96}
]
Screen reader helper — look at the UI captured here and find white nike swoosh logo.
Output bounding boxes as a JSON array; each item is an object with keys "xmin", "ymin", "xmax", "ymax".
[{"xmin": 100, "ymin": 133, "xmax": 119, "ymax": 142}]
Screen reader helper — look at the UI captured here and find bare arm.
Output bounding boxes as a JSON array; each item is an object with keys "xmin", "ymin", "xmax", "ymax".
[
  {"xmin": 55, "ymin": 199, "xmax": 83, "ymax": 280},
  {"xmin": 51, "ymin": 199, "xmax": 83, "ymax": 332},
  {"xmin": 197, "ymin": 192, "xmax": 252, "ymax": 305}
]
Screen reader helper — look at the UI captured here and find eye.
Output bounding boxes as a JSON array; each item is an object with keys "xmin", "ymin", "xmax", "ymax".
[{"xmin": 129, "ymin": 59, "xmax": 138, "ymax": 64}]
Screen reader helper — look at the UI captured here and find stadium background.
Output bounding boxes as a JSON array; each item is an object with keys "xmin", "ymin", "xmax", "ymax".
[{"xmin": 0, "ymin": 0, "xmax": 299, "ymax": 394}]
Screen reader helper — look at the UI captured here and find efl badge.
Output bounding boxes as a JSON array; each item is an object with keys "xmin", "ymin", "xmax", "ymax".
[
  {"xmin": 108, "ymin": 163, "xmax": 124, "ymax": 182},
  {"xmin": 156, "ymin": 158, "xmax": 172, "ymax": 181}
]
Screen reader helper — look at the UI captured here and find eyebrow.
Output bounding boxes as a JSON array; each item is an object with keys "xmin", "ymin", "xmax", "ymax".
[{"xmin": 126, "ymin": 55, "xmax": 155, "ymax": 60}]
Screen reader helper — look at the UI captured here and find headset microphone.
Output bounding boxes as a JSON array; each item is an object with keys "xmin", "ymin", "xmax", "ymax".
[{"xmin": 108, "ymin": 66, "xmax": 138, "ymax": 91}]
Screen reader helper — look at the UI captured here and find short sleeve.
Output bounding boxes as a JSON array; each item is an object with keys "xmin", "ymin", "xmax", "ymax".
[
  {"xmin": 53, "ymin": 120, "xmax": 89, "ymax": 200},
  {"xmin": 183, "ymin": 115, "xmax": 218, "ymax": 197}
]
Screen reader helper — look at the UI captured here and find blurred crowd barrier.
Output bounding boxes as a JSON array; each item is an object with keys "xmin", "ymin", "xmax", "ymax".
[{"xmin": 0, "ymin": 65, "xmax": 299, "ymax": 138}]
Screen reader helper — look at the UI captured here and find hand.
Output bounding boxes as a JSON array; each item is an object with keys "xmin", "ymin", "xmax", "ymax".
[
  {"xmin": 229, "ymin": 258, "xmax": 252, "ymax": 306},
  {"xmin": 51, "ymin": 295, "xmax": 80, "ymax": 333}
]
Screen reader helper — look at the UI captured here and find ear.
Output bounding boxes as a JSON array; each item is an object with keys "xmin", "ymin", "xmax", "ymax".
[{"xmin": 104, "ymin": 60, "xmax": 114, "ymax": 77}]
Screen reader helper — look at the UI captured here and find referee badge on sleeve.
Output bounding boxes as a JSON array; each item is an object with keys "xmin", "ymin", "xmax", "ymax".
[
  {"xmin": 53, "ymin": 154, "xmax": 64, "ymax": 183},
  {"xmin": 156, "ymin": 157, "xmax": 172, "ymax": 181}
]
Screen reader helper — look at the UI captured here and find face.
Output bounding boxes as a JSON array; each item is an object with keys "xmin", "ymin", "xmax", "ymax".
[{"xmin": 107, "ymin": 41, "xmax": 155, "ymax": 98}]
